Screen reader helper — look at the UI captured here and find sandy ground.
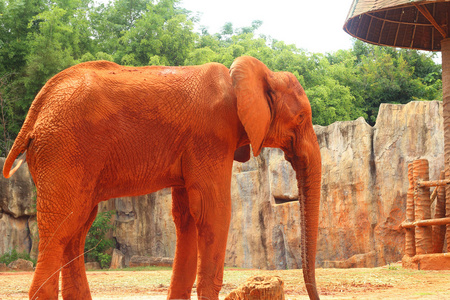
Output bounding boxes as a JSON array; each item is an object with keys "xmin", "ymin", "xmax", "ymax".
[{"xmin": 1, "ymin": 263, "xmax": 449, "ymax": 299}]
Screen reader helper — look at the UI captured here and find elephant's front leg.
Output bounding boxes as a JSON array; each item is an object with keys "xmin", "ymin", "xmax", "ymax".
[
  {"xmin": 188, "ymin": 184, "xmax": 232, "ymax": 300},
  {"xmin": 168, "ymin": 187, "xmax": 198, "ymax": 299}
]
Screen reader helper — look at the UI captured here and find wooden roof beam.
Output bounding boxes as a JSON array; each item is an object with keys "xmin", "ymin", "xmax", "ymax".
[{"xmin": 413, "ymin": 3, "xmax": 447, "ymax": 38}]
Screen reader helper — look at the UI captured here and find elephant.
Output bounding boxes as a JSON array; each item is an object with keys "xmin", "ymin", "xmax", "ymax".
[{"xmin": 3, "ymin": 56, "xmax": 322, "ymax": 300}]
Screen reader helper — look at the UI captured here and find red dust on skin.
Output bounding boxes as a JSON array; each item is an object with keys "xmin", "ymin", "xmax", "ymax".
[{"xmin": 3, "ymin": 56, "xmax": 321, "ymax": 300}]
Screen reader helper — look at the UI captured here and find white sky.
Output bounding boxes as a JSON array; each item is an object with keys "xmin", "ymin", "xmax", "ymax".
[{"xmin": 180, "ymin": 0, "xmax": 356, "ymax": 53}]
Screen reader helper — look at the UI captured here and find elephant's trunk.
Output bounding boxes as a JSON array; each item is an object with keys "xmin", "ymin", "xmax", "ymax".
[{"xmin": 291, "ymin": 128, "xmax": 321, "ymax": 300}]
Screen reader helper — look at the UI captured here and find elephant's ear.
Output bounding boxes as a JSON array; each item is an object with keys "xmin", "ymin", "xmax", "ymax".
[{"xmin": 230, "ymin": 56, "xmax": 272, "ymax": 157}]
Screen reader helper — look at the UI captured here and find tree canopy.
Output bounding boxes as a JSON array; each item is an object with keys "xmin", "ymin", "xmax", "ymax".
[{"xmin": 0, "ymin": 0, "xmax": 442, "ymax": 156}]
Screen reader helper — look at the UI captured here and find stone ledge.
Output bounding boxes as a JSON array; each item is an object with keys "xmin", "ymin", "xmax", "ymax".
[
  {"xmin": 323, "ymin": 251, "xmax": 376, "ymax": 268},
  {"xmin": 85, "ymin": 262, "xmax": 101, "ymax": 270},
  {"xmin": 402, "ymin": 253, "xmax": 450, "ymax": 270},
  {"xmin": 7, "ymin": 259, "xmax": 34, "ymax": 271},
  {"xmin": 128, "ymin": 256, "xmax": 173, "ymax": 267}
]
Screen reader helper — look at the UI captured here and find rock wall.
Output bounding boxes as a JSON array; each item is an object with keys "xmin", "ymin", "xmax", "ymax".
[
  {"xmin": 0, "ymin": 159, "xmax": 38, "ymax": 258},
  {"xmin": 318, "ymin": 100, "xmax": 443, "ymax": 267},
  {"xmin": 0, "ymin": 101, "xmax": 444, "ymax": 268},
  {"xmin": 99, "ymin": 190, "xmax": 176, "ymax": 266}
]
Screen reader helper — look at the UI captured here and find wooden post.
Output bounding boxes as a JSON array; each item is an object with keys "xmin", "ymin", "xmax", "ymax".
[
  {"xmin": 443, "ymin": 38, "xmax": 450, "ymax": 254},
  {"xmin": 432, "ymin": 171, "xmax": 446, "ymax": 253},
  {"xmin": 413, "ymin": 159, "xmax": 432, "ymax": 255},
  {"xmin": 405, "ymin": 163, "xmax": 415, "ymax": 257},
  {"xmin": 447, "ymin": 170, "xmax": 450, "ymax": 253}
]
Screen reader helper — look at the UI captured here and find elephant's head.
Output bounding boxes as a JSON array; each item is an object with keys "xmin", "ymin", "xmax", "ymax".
[{"xmin": 230, "ymin": 56, "xmax": 321, "ymax": 299}]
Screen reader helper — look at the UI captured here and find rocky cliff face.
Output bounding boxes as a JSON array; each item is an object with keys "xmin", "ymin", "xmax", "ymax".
[
  {"xmin": 0, "ymin": 160, "xmax": 38, "ymax": 258},
  {"xmin": 0, "ymin": 101, "xmax": 444, "ymax": 268},
  {"xmin": 99, "ymin": 190, "xmax": 176, "ymax": 266}
]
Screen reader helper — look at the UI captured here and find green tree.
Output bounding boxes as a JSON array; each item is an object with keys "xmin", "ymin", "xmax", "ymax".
[
  {"xmin": 0, "ymin": 0, "xmax": 444, "ymax": 148},
  {"xmin": 158, "ymin": 13, "xmax": 196, "ymax": 66},
  {"xmin": 345, "ymin": 40, "xmax": 442, "ymax": 124},
  {"xmin": 0, "ymin": 0, "xmax": 45, "ymax": 75},
  {"xmin": 301, "ymin": 51, "xmax": 365, "ymax": 125},
  {"xmin": 184, "ymin": 47, "xmax": 218, "ymax": 65},
  {"xmin": 96, "ymin": 0, "xmax": 196, "ymax": 66},
  {"xmin": 308, "ymin": 78, "xmax": 363, "ymax": 125},
  {"xmin": 90, "ymin": 0, "xmax": 149, "ymax": 59},
  {"xmin": 24, "ymin": 7, "xmax": 75, "ymax": 98},
  {"xmin": 0, "ymin": 74, "xmax": 19, "ymax": 156},
  {"xmin": 219, "ymin": 22, "xmax": 233, "ymax": 42},
  {"xmin": 85, "ymin": 210, "xmax": 116, "ymax": 269}
]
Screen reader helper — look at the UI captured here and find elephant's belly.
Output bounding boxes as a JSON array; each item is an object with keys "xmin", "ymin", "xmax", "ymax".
[{"xmin": 95, "ymin": 157, "xmax": 184, "ymax": 200}]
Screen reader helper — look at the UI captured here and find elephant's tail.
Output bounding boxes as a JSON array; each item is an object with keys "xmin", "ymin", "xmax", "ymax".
[
  {"xmin": 3, "ymin": 103, "xmax": 39, "ymax": 179},
  {"xmin": 3, "ymin": 149, "xmax": 27, "ymax": 178},
  {"xmin": 3, "ymin": 125, "xmax": 32, "ymax": 178},
  {"xmin": 3, "ymin": 62, "xmax": 78, "ymax": 179}
]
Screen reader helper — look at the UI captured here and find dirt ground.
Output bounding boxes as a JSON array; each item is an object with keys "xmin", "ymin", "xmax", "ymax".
[{"xmin": 1, "ymin": 263, "xmax": 449, "ymax": 299}]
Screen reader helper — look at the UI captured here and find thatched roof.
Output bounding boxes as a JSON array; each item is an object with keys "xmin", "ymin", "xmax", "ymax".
[{"xmin": 344, "ymin": 0, "xmax": 450, "ymax": 51}]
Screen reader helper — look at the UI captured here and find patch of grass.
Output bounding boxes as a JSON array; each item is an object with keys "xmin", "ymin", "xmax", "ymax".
[
  {"xmin": 416, "ymin": 292, "xmax": 436, "ymax": 296},
  {"xmin": 92, "ymin": 265, "xmax": 173, "ymax": 272},
  {"xmin": 388, "ymin": 265, "xmax": 399, "ymax": 271}
]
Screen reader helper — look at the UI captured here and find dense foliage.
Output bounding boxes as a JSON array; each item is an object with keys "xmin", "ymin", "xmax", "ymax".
[
  {"xmin": 0, "ymin": 248, "xmax": 36, "ymax": 266},
  {"xmin": 0, "ymin": 0, "xmax": 442, "ymax": 156},
  {"xmin": 85, "ymin": 210, "xmax": 116, "ymax": 269}
]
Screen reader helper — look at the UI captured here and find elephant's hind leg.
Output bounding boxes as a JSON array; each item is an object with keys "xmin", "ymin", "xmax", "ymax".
[
  {"xmin": 168, "ymin": 187, "xmax": 198, "ymax": 299},
  {"xmin": 29, "ymin": 231, "xmax": 64, "ymax": 300},
  {"xmin": 61, "ymin": 205, "xmax": 99, "ymax": 300},
  {"xmin": 29, "ymin": 194, "xmax": 96, "ymax": 300}
]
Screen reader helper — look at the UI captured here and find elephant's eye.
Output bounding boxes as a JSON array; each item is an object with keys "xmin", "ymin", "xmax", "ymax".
[{"xmin": 296, "ymin": 113, "xmax": 305, "ymax": 124}]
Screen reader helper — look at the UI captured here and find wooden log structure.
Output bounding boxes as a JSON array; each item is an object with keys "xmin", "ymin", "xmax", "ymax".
[
  {"xmin": 444, "ymin": 38, "xmax": 450, "ymax": 255},
  {"xmin": 400, "ymin": 217, "xmax": 450, "ymax": 229},
  {"xmin": 430, "ymin": 184, "xmax": 439, "ymax": 205},
  {"xmin": 402, "ymin": 159, "xmax": 450, "ymax": 270},
  {"xmin": 433, "ymin": 171, "xmax": 447, "ymax": 253},
  {"xmin": 413, "ymin": 159, "xmax": 432, "ymax": 254},
  {"xmin": 417, "ymin": 179, "xmax": 450, "ymax": 188},
  {"xmin": 405, "ymin": 163, "xmax": 416, "ymax": 257},
  {"xmin": 447, "ymin": 170, "xmax": 450, "ymax": 253}
]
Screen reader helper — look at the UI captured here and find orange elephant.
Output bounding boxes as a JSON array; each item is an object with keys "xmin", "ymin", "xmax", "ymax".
[{"xmin": 3, "ymin": 56, "xmax": 322, "ymax": 300}]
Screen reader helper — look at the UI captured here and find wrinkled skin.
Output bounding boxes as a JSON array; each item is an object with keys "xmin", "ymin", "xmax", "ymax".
[{"xmin": 3, "ymin": 56, "xmax": 322, "ymax": 300}]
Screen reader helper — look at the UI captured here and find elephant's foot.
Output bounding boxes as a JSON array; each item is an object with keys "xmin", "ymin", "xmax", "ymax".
[
  {"xmin": 167, "ymin": 269, "xmax": 195, "ymax": 299},
  {"xmin": 29, "ymin": 270, "xmax": 60, "ymax": 300},
  {"xmin": 61, "ymin": 284, "xmax": 92, "ymax": 300},
  {"xmin": 61, "ymin": 269, "xmax": 92, "ymax": 300},
  {"xmin": 196, "ymin": 281, "xmax": 222, "ymax": 300},
  {"xmin": 167, "ymin": 287, "xmax": 192, "ymax": 300}
]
